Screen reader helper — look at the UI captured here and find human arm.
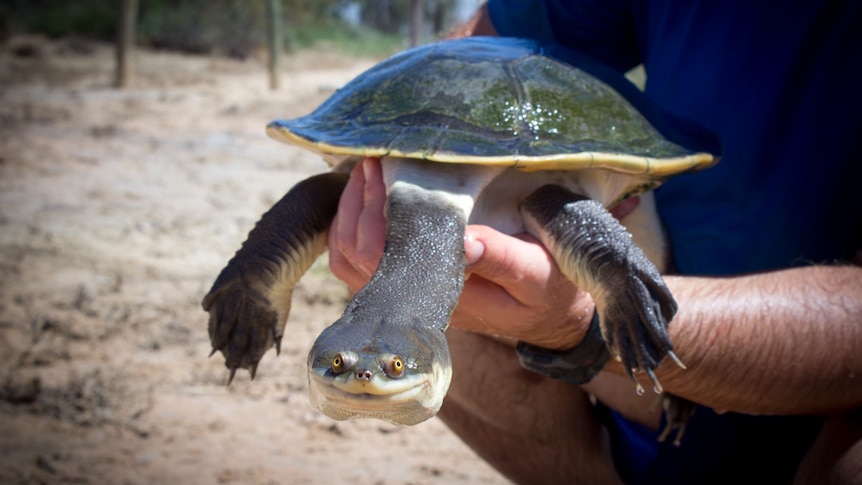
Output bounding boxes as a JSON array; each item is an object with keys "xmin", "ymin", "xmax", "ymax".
[
  {"xmin": 328, "ymin": 158, "xmax": 862, "ymax": 417},
  {"xmin": 643, "ymin": 267, "xmax": 862, "ymax": 415}
]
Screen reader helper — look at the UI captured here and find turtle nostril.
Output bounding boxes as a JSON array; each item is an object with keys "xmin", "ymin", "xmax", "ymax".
[{"xmin": 356, "ymin": 370, "xmax": 373, "ymax": 381}]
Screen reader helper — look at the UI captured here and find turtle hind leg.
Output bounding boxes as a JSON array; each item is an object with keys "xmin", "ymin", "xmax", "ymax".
[
  {"xmin": 657, "ymin": 393, "xmax": 697, "ymax": 446},
  {"xmin": 520, "ymin": 184, "xmax": 680, "ymax": 392},
  {"xmin": 203, "ymin": 172, "xmax": 348, "ymax": 380}
]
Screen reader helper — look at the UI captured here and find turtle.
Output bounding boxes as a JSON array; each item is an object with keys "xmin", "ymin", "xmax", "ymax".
[{"xmin": 202, "ymin": 36, "xmax": 720, "ymax": 426}]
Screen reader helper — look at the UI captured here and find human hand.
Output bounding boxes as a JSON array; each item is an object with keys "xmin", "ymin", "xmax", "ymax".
[
  {"xmin": 444, "ymin": 2, "xmax": 498, "ymax": 39},
  {"xmin": 328, "ymin": 158, "xmax": 596, "ymax": 350}
]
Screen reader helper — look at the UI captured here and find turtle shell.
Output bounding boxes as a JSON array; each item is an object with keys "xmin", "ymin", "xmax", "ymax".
[{"xmin": 268, "ymin": 36, "xmax": 720, "ymax": 176}]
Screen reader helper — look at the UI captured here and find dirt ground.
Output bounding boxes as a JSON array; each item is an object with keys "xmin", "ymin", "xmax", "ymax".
[{"xmin": 0, "ymin": 36, "xmax": 507, "ymax": 484}]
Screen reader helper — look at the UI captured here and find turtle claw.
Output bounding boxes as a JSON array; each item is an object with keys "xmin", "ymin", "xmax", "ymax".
[
  {"xmin": 223, "ymin": 361, "xmax": 260, "ymax": 386},
  {"xmin": 668, "ymin": 350, "xmax": 686, "ymax": 370},
  {"xmin": 625, "ymin": 367, "xmax": 662, "ymax": 395},
  {"xmin": 623, "ymin": 365, "xmax": 670, "ymax": 396},
  {"xmin": 646, "ymin": 368, "xmax": 663, "ymax": 394}
]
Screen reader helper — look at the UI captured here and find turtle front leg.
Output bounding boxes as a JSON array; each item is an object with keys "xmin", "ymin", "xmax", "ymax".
[
  {"xmin": 521, "ymin": 184, "xmax": 681, "ymax": 394},
  {"xmin": 203, "ymin": 172, "xmax": 348, "ymax": 383}
]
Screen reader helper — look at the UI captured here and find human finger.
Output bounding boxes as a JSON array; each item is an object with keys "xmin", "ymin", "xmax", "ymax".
[
  {"xmin": 353, "ymin": 158, "xmax": 386, "ymax": 274},
  {"xmin": 456, "ymin": 225, "xmax": 595, "ymax": 349},
  {"xmin": 329, "ymin": 159, "xmax": 365, "ymax": 256},
  {"xmin": 329, "ymin": 158, "xmax": 381, "ymax": 290}
]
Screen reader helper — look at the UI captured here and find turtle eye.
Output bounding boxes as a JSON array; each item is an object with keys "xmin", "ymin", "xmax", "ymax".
[
  {"xmin": 384, "ymin": 356, "xmax": 405, "ymax": 378},
  {"xmin": 331, "ymin": 355, "xmax": 343, "ymax": 373},
  {"xmin": 330, "ymin": 351, "xmax": 357, "ymax": 375}
]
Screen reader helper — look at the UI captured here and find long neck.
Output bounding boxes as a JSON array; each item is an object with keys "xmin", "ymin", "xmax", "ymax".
[
  {"xmin": 348, "ymin": 185, "xmax": 468, "ymax": 331},
  {"xmin": 342, "ymin": 159, "xmax": 503, "ymax": 331}
]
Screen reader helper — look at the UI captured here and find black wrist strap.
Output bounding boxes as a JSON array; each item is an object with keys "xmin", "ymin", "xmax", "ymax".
[{"xmin": 515, "ymin": 310, "xmax": 610, "ymax": 385}]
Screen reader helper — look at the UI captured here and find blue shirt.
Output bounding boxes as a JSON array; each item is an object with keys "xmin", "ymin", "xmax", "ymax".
[
  {"xmin": 487, "ymin": 0, "xmax": 862, "ymax": 482},
  {"xmin": 489, "ymin": 0, "xmax": 862, "ymax": 275}
]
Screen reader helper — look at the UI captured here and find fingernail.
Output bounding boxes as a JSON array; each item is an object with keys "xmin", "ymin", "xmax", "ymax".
[
  {"xmin": 464, "ymin": 233, "xmax": 484, "ymax": 265},
  {"xmin": 362, "ymin": 157, "xmax": 374, "ymax": 181}
]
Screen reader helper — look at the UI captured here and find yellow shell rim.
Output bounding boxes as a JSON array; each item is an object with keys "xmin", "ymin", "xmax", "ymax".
[{"xmin": 267, "ymin": 124, "xmax": 718, "ymax": 176}]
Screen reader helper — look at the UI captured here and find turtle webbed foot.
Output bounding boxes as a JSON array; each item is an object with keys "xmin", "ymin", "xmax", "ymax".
[
  {"xmin": 203, "ymin": 265, "xmax": 284, "ymax": 384},
  {"xmin": 597, "ymin": 250, "xmax": 679, "ymax": 394}
]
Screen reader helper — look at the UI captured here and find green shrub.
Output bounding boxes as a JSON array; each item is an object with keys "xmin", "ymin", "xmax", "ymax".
[
  {"xmin": 4, "ymin": 0, "xmax": 404, "ymax": 58},
  {"xmin": 6, "ymin": 0, "xmax": 116, "ymax": 40}
]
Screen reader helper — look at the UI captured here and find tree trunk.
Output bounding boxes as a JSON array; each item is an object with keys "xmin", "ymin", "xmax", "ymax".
[
  {"xmin": 114, "ymin": 0, "xmax": 138, "ymax": 88},
  {"xmin": 266, "ymin": 0, "xmax": 283, "ymax": 90},
  {"xmin": 409, "ymin": 0, "xmax": 424, "ymax": 47}
]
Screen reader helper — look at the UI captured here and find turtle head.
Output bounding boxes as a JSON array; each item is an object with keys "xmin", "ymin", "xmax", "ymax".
[{"xmin": 307, "ymin": 313, "xmax": 452, "ymax": 426}]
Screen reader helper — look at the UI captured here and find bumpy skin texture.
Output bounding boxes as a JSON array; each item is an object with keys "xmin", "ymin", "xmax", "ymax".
[
  {"xmin": 346, "ymin": 186, "xmax": 468, "ymax": 332},
  {"xmin": 305, "ymin": 187, "xmax": 464, "ymax": 423},
  {"xmin": 203, "ymin": 172, "xmax": 348, "ymax": 380},
  {"xmin": 202, "ymin": 171, "xmax": 685, "ymax": 427},
  {"xmin": 521, "ymin": 184, "xmax": 678, "ymax": 389}
]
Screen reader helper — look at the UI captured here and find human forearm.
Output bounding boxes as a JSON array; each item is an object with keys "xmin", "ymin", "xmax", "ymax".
[{"xmin": 611, "ymin": 265, "xmax": 862, "ymax": 415}]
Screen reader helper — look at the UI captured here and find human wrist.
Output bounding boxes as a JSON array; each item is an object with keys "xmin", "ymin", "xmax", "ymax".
[{"xmin": 523, "ymin": 296, "xmax": 596, "ymax": 351}]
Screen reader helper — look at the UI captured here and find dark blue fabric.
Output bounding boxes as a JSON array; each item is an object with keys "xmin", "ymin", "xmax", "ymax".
[
  {"xmin": 488, "ymin": 0, "xmax": 862, "ymax": 482},
  {"xmin": 596, "ymin": 404, "xmax": 823, "ymax": 484},
  {"xmin": 489, "ymin": 0, "xmax": 862, "ymax": 274}
]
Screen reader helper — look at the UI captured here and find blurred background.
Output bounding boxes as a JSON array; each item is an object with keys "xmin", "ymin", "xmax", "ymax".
[
  {"xmin": 1, "ymin": 0, "xmax": 484, "ymax": 59},
  {"xmin": 0, "ymin": 1, "xmax": 511, "ymax": 484}
]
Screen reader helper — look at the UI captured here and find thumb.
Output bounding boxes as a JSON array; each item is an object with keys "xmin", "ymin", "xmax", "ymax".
[{"xmin": 464, "ymin": 225, "xmax": 554, "ymax": 287}]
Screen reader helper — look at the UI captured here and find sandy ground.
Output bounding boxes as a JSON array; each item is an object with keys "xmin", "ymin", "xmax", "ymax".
[{"xmin": 0, "ymin": 36, "xmax": 507, "ymax": 484}]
